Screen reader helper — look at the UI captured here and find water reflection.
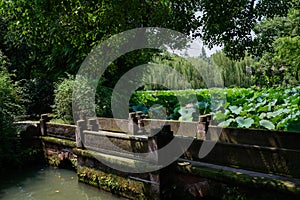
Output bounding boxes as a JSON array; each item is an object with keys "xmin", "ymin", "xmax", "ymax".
[{"xmin": 0, "ymin": 167, "xmax": 125, "ymax": 200}]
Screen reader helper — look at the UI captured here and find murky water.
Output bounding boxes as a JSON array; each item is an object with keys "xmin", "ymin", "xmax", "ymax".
[{"xmin": 0, "ymin": 167, "xmax": 125, "ymax": 200}]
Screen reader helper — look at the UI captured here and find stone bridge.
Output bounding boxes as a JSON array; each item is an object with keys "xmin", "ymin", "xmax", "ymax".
[{"xmin": 16, "ymin": 113, "xmax": 300, "ymax": 200}]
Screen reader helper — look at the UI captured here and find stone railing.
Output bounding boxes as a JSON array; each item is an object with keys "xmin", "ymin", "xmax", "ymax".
[{"xmin": 16, "ymin": 113, "xmax": 300, "ymax": 199}]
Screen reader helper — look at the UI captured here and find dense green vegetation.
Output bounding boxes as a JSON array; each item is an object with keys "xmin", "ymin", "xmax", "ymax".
[
  {"xmin": 0, "ymin": 0, "xmax": 201, "ymax": 81},
  {"xmin": 254, "ymin": 8, "xmax": 300, "ymax": 86},
  {"xmin": 0, "ymin": 51, "xmax": 24, "ymax": 171},
  {"xmin": 0, "ymin": 0, "xmax": 299, "ymax": 171},
  {"xmin": 143, "ymin": 50, "xmax": 254, "ymax": 89},
  {"xmin": 0, "ymin": 0, "xmax": 203, "ymax": 118},
  {"xmin": 199, "ymin": 0, "xmax": 299, "ymax": 59},
  {"xmin": 215, "ymin": 87, "xmax": 300, "ymax": 131},
  {"xmin": 0, "ymin": 1, "xmax": 298, "ymax": 119},
  {"xmin": 130, "ymin": 87, "xmax": 300, "ymax": 131},
  {"xmin": 52, "ymin": 75, "xmax": 113, "ymax": 124}
]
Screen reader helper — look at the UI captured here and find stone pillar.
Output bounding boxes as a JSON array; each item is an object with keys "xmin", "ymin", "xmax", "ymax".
[
  {"xmin": 148, "ymin": 125, "xmax": 173, "ymax": 198},
  {"xmin": 76, "ymin": 120, "xmax": 86, "ymax": 148},
  {"xmin": 197, "ymin": 115, "xmax": 207, "ymax": 139},
  {"xmin": 136, "ymin": 111, "xmax": 145, "ymax": 135},
  {"xmin": 88, "ymin": 118, "xmax": 99, "ymax": 132},
  {"xmin": 40, "ymin": 114, "xmax": 49, "ymax": 136},
  {"xmin": 197, "ymin": 114, "xmax": 213, "ymax": 139},
  {"xmin": 148, "ymin": 125, "xmax": 173, "ymax": 164},
  {"xmin": 206, "ymin": 114, "xmax": 213, "ymax": 130},
  {"xmin": 128, "ymin": 112, "xmax": 138, "ymax": 135}
]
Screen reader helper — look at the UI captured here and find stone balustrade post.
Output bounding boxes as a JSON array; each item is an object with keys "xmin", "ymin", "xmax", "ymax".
[
  {"xmin": 148, "ymin": 125, "xmax": 173, "ymax": 164},
  {"xmin": 40, "ymin": 114, "xmax": 49, "ymax": 136},
  {"xmin": 128, "ymin": 112, "xmax": 138, "ymax": 135},
  {"xmin": 148, "ymin": 125, "xmax": 173, "ymax": 196},
  {"xmin": 136, "ymin": 111, "xmax": 145, "ymax": 135},
  {"xmin": 88, "ymin": 118, "xmax": 99, "ymax": 132},
  {"xmin": 197, "ymin": 114, "xmax": 213, "ymax": 139},
  {"xmin": 206, "ymin": 114, "xmax": 213, "ymax": 130},
  {"xmin": 76, "ymin": 120, "xmax": 86, "ymax": 148},
  {"xmin": 197, "ymin": 115, "xmax": 207, "ymax": 139}
]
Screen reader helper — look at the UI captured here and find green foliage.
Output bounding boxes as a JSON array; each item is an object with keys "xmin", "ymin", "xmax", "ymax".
[
  {"xmin": 0, "ymin": 51, "xmax": 22, "ymax": 119},
  {"xmin": 198, "ymin": 0, "xmax": 297, "ymax": 59},
  {"xmin": 53, "ymin": 76, "xmax": 113, "ymax": 124},
  {"xmin": 53, "ymin": 76, "xmax": 75, "ymax": 124},
  {"xmin": 132, "ymin": 104, "xmax": 149, "ymax": 114},
  {"xmin": 254, "ymin": 7, "xmax": 300, "ymax": 55},
  {"xmin": 142, "ymin": 50, "xmax": 254, "ymax": 91},
  {"xmin": 95, "ymin": 84, "xmax": 113, "ymax": 118},
  {"xmin": 211, "ymin": 51, "xmax": 254, "ymax": 87},
  {"xmin": 178, "ymin": 105, "xmax": 197, "ymax": 121},
  {"xmin": 130, "ymin": 89, "xmax": 214, "ymax": 121},
  {"xmin": 253, "ymin": 8, "xmax": 300, "ymax": 87},
  {"xmin": 0, "ymin": 51, "xmax": 23, "ymax": 118},
  {"xmin": 0, "ymin": 0, "xmax": 201, "ymax": 82},
  {"xmin": 1, "ymin": 0, "xmax": 299, "ymax": 93},
  {"xmin": 77, "ymin": 167, "xmax": 142, "ymax": 196},
  {"xmin": 195, "ymin": 2, "xmax": 300, "ymax": 87},
  {"xmin": 131, "ymin": 87, "xmax": 300, "ymax": 131},
  {"xmin": 0, "ymin": 51, "xmax": 24, "ymax": 171},
  {"xmin": 222, "ymin": 186, "xmax": 246, "ymax": 200},
  {"xmin": 214, "ymin": 87, "xmax": 300, "ymax": 131},
  {"xmin": 144, "ymin": 52, "xmax": 216, "ymax": 89},
  {"xmin": 20, "ymin": 78, "xmax": 54, "ymax": 117},
  {"xmin": 48, "ymin": 155, "xmax": 61, "ymax": 167}
]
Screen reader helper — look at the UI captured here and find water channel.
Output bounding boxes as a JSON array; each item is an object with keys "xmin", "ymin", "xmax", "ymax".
[{"xmin": 0, "ymin": 167, "xmax": 125, "ymax": 200}]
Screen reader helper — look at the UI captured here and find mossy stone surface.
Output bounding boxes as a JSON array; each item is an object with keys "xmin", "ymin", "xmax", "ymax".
[{"xmin": 77, "ymin": 166, "xmax": 159, "ymax": 200}]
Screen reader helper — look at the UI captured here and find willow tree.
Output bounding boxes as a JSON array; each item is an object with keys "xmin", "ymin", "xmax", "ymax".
[
  {"xmin": 211, "ymin": 51, "xmax": 254, "ymax": 87},
  {"xmin": 143, "ymin": 51, "xmax": 222, "ymax": 90}
]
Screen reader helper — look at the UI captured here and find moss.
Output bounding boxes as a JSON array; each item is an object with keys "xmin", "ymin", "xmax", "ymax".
[
  {"xmin": 47, "ymin": 155, "xmax": 61, "ymax": 167},
  {"xmin": 222, "ymin": 186, "xmax": 246, "ymax": 200},
  {"xmin": 77, "ymin": 166, "xmax": 150, "ymax": 200},
  {"xmin": 70, "ymin": 158, "xmax": 77, "ymax": 168},
  {"xmin": 177, "ymin": 163, "xmax": 300, "ymax": 195},
  {"xmin": 46, "ymin": 154, "xmax": 76, "ymax": 170},
  {"xmin": 42, "ymin": 136, "xmax": 76, "ymax": 148}
]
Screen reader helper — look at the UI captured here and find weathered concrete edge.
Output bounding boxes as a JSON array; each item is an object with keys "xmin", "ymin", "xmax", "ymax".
[
  {"xmin": 176, "ymin": 160, "xmax": 300, "ymax": 195},
  {"xmin": 42, "ymin": 136, "xmax": 155, "ymax": 170},
  {"xmin": 84, "ymin": 130, "xmax": 148, "ymax": 141},
  {"xmin": 41, "ymin": 136, "xmax": 76, "ymax": 148},
  {"xmin": 46, "ymin": 122, "xmax": 77, "ymax": 128},
  {"xmin": 73, "ymin": 148, "xmax": 161, "ymax": 172}
]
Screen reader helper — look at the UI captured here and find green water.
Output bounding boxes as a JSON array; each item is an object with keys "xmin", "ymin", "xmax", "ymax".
[{"xmin": 0, "ymin": 167, "xmax": 125, "ymax": 200}]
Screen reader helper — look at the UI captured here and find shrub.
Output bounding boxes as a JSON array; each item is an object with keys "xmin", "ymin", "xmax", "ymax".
[
  {"xmin": 95, "ymin": 85, "xmax": 113, "ymax": 118},
  {"xmin": 0, "ymin": 51, "xmax": 24, "ymax": 170},
  {"xmin": 53, "ymin": 75, "xmax": 113, "ymax": 124},
  {"xmin": 53, "ymin": 76, "xmax": 74, "ymax": 124},
  {"xmin": 20, "ymin": 78, "xmax": 54, "ymax": 117},
  {"xmin": 0, "ymin": 51, "xmax": 23, "ymax": 119}
]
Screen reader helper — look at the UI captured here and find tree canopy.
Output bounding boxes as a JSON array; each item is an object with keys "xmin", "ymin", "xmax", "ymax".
[
  {"xmin": 197, "ymin": 0, "xmax": 299, "ymax": 59},
  {"xmin": 1, "ymin": 0, "xmax": 298, "ymax": 79},
  {"xmin": 0, "ymin": 0, "xmax": 201, "ymax": 80},
  {"xmin": 254, "ymin": 8, "xmax": 300, "ymax": 86},
  {"xmin": 0, "ymin": 0, "xmax": 299, "ymax": 113}
]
